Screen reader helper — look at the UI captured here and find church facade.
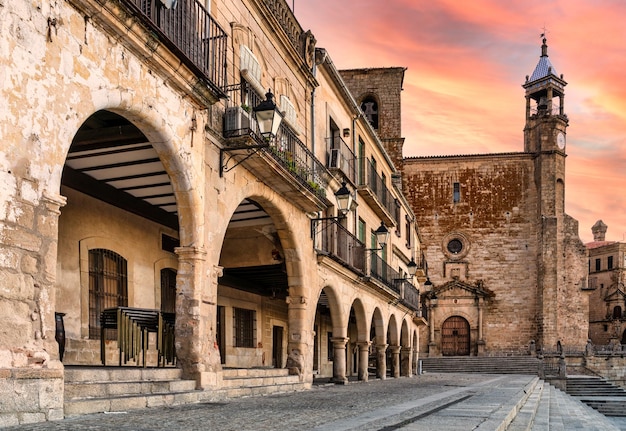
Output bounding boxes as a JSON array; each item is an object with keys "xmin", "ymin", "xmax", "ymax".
[{"xmin": 401, "ymin": 39, "xmax": 589, "ymax": 356}]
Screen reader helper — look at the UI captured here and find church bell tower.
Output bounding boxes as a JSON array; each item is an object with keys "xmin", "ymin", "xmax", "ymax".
[
  {"xmin": 524, "ymin": 37, "xmax": 570, "ymax": 349},
  {"xmin": 523, "ymin": 37, "xmax": 569, "ymax": 154}
]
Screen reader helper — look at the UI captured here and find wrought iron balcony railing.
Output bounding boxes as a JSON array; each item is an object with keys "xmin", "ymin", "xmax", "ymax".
[
  {"xmin": 395, "ymin": 279, "xmax": 421, "ymax": 312},
  {"xmin": 357, "ymin": 158, "xmax": 400, "ymax": 225},
  {"xmin": 370, "ymin": 253, "xmax": 400, "ymax": 293},
  {"xmin": 326, "ymin": 136, "xmax": 357, "ymax": 185},
  {"xmin": 125, "ymin": 0, "xmax": 228, "ymax": 97},
  {"xmin": 312, "ymin": 218, "xmax": 366, "ymax": 274},
  {"xmin": 222, "ymin": 108, "xmax": 329, "ymax": 200}
]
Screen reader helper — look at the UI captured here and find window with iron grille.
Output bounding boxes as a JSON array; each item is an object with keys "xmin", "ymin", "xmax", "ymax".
[
  {"xmin": 160, "ymin": 268, "xmax": 177, "ymax": 313},
  {"xmin": 89, "ymin": 249, "xmax": 128, "ymax": 339},
  {"xmin": 233, "ymin": 307, "xmax": 256, "ymax": 348}
]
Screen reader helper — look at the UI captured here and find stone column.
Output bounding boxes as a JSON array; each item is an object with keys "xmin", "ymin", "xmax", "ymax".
[
  {"xmin": 477, "ymin": 298, "xmax": 486, "ymax": 355},
  {"xmin": 175, "ymin": 246, "xmax": 219, "ymax": 386},
  {"xmin": 390, "ymin": 345, "xmax": 401, "ymax": 378},
  {"xmin": 375, "ymin": 344, "xmax": 388, "ymax": 379},
  {"xmin": 285, "ymin": 294, "xmax": 310, "ymax": 382},
  {"xmin": 428, "ymin": 304, "xmax": 437, "ymax": 356},
  {"xmin": 331, "ymin": 337, "xmax": 349, "ymax": 384},
  {"xmin": 39, "ymin": 193, "xmax": 68, "ymax": 361},
  {"xmin": 357, "ymin": 341, "xmax": 370, "ymax": 381},
  {"xmin": 401, "ymin": 347, "xmax": 412, "ymax": 377}
]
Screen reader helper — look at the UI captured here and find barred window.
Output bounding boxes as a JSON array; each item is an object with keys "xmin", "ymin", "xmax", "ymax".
[
  {"xmin": 160, "ymin": 268, "xmax": 177, "ymax": 313},
  {"xmin": 89, "ymin": 249, "xmax": 128, "ymax": 339},
  {"xmin": 233, "ymin": 307, "xmax": 256, "ymax": 348}
]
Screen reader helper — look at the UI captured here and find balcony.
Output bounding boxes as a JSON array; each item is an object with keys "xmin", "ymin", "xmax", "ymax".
[
  {"xmin": 312, "ymin": 219, "xmax": 366, "ymax": 274},
  {"xmin": 358, "ymin": 158, "xmax": 399, "ymax": 226},
  {"xmin": 222, "ymin": 106, "xmax": 331, "ymax": 213},
  {"xmin": 125, "ymin": 0, "xmax": 228, "ymax": 98},
  {"xmin": 326, "ymin": 137, "xmax": 357, "ymax": 185},
  {"xmin": 369, "ymin": 255, "xmax": 421, "ymax": 312}
]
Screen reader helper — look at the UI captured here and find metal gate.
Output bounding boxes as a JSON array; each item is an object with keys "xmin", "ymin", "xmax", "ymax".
[{"xmin": 441, "ymin": 316, "xmax": 470, "ymax": 356}]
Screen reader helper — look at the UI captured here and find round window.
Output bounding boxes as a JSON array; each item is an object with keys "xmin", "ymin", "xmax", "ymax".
[{"xmin": 447, "ymin": 239, "xmax": 463, "ymax": 255}]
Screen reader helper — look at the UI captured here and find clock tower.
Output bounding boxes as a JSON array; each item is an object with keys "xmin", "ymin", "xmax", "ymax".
[{"xmin": 523, "ymin": 36, "xmax": 571, "ymax": 348}]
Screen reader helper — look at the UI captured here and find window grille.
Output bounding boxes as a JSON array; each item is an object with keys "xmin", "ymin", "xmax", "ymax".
[
  {"xmin": 233, "ymin": 307, "xmax": 256, "ymax": 348},
  {"xmin": 89, "ymin": 249, "xmax": 128, "ymax": 339}
]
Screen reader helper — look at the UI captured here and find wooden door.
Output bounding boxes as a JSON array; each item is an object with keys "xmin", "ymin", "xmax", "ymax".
[
  {"xmin": 441, "ymin": 316, "xmax": 470, "ymax": 356},
  {"xmin": 272, "ymin": 326, "xmax": 283, "ymax": 368}
]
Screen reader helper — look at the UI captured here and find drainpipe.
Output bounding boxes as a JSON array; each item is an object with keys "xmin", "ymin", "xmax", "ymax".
[{"xmin": 311, "ymin": 49, "xmax": 327, "ymax": 164}]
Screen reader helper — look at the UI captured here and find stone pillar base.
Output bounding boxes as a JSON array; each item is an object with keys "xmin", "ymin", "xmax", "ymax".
[
  {"xmin": 196, "ymin": 370, "xmax": 222, "ymax": 390},
  {"xmin": 0, "ymin": 367, "xmax": 65, "ymax": 426}
]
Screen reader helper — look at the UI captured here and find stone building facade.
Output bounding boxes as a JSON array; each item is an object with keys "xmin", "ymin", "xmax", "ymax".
[
  {"xmin": 401, "ymin": 38, "xmax": 589, "ymax": 357},
  {"xmin": 587, "ymin": 221, "xmax": 626, "ymax": 346},
  {"xmin": 0, "ymin": 0, "xmax": 425, "ymax": 425}
]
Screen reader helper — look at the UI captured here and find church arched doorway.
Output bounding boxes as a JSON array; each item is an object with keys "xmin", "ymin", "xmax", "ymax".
[{"xmin": 441, "ymin": 316, "xmax": 470, "ymax": 356}]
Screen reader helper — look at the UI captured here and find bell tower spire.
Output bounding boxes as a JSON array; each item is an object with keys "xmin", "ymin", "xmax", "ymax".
[{"xmin": 522, "ymin": 36, "xmax": 568, "ymax": 153}]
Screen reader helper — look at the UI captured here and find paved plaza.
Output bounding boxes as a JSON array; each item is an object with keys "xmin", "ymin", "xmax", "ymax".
[{"xmin": 5, "ymin": 373, "xmax": 626, "ymax": 431}]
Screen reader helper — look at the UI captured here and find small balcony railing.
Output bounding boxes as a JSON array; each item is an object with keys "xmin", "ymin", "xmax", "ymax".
[
  {"xmin": 395, "ymin": 279, "xmax": 421, "ymax": 312},
  {"xmin": 312, "ymin": 218, "xmax": 366, "ymax": 274},
  {"xmin": 222, "ymin": 104, "xmax": 329, "ymax": 201},
  {"xmin": 326, "ymin": 136, "xmax": 357, "ymax": 184},
  {"xmin": 370, "ymin": 253, "xmax": 400, "ymax": 293},
  {"xmin": 125, "ymin": 0, "xmax": 227, "ymax": 96},
  {"xmin": 357, "ymin": 158, "xmax": 399, "ymax": 225},
  {"xmin": 270, "ymin": 125, "xmax": 328, "ymax": 198}
]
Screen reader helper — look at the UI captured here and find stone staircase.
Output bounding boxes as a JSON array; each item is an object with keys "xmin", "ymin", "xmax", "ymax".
[
  {"xmin": 421, "ymin": 356, "xmax": 540, "ymax": 374},
  {"xmin": 506, "ymin": 379, "xmax": 621, "ymax": 430},
  {"xmin": 565, "ymin": 375, "xmax": 626, "ymax": 417},
  {"xmin": 64, "ymin": 366, "xmax": 306, "ymax": 417}
]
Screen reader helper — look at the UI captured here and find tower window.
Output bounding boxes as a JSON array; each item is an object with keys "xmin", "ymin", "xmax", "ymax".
[
  {"xmin": 608, "ymin": 256, "xmax": 614, "ymax": 269},
  {"xmin": 595, "ymin": 258, "xmax": 601, "ymax": 272},
  {"xmin": 453, "ymin": 182, "xmax": 461, "ymax": 203},
  {"xmin": 360, "ymin": 96, "xmax": 379, "ymax": 129}
]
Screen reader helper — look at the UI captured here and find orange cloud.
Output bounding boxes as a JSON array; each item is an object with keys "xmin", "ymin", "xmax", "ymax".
[{"xmin": 296, "ymin": 0, "xmax": 626, "ymax": 242}]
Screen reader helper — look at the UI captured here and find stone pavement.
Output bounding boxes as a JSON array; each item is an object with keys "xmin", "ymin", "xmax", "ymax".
[{"xmin": 4, "ymin": 373, "xmax": 626, "ymax": 431}]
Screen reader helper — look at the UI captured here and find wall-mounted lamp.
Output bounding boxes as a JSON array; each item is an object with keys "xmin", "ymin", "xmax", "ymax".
[
  {"xmin": 368, "ymin": 222, "xmax": 389, "ymax": 251},
  {"xmin": 407, "ymin": 258, "xmax": 418, "ymax": 278},
  {"xmin": 220, "ymin": 90, "xmax": 284, "ymax": 177},
  {"xmin": 253, "ymin": 89, "xmax": 284, "ymax": 141}
]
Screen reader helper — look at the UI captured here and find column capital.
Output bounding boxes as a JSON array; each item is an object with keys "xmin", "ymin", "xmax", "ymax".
[
  {"xmin": 331, "ymin": 337, "xmax": 349, "ymax": 347},
  {"xmin": 41, "ymin": 192, "xmax": 67, "ymax": 214},
  {"xmin": 175, "ymin": 246, "xmax": 207, "ymax": 261}
]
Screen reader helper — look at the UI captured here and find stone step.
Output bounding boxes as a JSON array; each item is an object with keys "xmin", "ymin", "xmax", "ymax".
[
  {"xmin": 421, "ymin": 356, "xmax": 540, "ymax": 374},
  {"xmin": 64, "ymin": 366, "xmax": 308, "ymax": 417},
  {"xmin": 64, "ymin": 389, "xmax": 209, "ymax": 417},
  {"xmin": 64, "ymin": 366, "xmax": 182, "ymax": 383},
  {"xmin": 65, "ymin": 378, "xmax": 197, "ymax": 400},
  {"xmin": 222, "ymin": 367, "xmax": 291, "ymax": 378},
  {"xmin": 506, "ymin": 379, "xmax": 544, "ymax": 431}
]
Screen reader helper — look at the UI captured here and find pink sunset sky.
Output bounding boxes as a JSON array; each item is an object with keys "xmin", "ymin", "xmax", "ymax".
[{"xmin": 295, "ymin": 0, "xmax": 626, "ymax": 244}]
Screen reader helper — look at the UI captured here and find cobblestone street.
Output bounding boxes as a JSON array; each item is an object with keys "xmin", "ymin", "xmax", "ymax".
[
  {"xmin": 6, "ymin": 373, "xmax": 626, "ymax": 431},
  {"xmin": 4, "ymin": 374, "xmax": 510, "ymax": 430},
  {"xmin": 0, "ymin": 374, "xmax": 548, "ymax": 430}
]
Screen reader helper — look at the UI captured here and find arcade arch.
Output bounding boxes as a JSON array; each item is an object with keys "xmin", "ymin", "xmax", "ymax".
[{"xmin": 56, "ymin": 109, "xmax": 208, "ymax": 376}]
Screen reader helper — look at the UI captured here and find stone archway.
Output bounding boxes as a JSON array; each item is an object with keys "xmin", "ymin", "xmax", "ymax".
[{"xmin": 56, "ymin": 109, "xmax": 210, "ymax": 379}]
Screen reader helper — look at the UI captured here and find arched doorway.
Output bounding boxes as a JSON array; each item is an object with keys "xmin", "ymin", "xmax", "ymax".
[{"xmin": 441, "ymin": 316, "xmax": 470, "ymax": 356}]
